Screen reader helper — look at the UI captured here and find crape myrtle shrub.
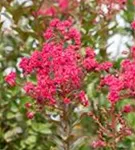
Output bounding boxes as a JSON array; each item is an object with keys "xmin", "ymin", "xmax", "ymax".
[{"xmin": 1, "ymin": 0, "xmax": 135, "ymax": 150}]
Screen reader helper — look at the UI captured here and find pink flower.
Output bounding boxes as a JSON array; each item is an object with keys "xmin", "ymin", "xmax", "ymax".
[
  {"xmin": 68, "ymin": 27, "xmax": 81, "ymax": 46},
  {"xmin": 131, "ymin": 20, "xmax": 135, "ymax": 30},
  {"xmin": 120, "ymin": 57, "xmax": 135, "ymax": 91},
  {"xmin": 79, "ymin": 91, "xmax": 89, "ymax": 106},
  {"xmin": 118, "ymin": 0, "xmax": 127, "ymax": 4},
  {"xmin": 43, "ymin": 28, "xmax": 53, "ymax": 40},
  {"xmin": 83, "ymin": 47, "xmax": 98, "ymax": 71},
  {"xmin": 58, "ymin": 0, "xmax": 69, "ymax": 11},
  {"xmin": 26, "ymin": 112, "xmax": 35, "ymax": 119},
  {"xmin": 19, "ymin": 19, "xmax": 85, "ymax": 107},
  {"xmin": 19, "ymin": 57, "xmax": 31, "ymax": 74},
  {"xmin": 121, "ymin": 59, "xmax": 131, "ymax": 70},
  {"xmin": 125, "ymin": 128, "xmax": 132, "ymax": 136},
  {"xmin": 64, "ymin": 98, "xmax": 71, "ymax": 104},
  {"xmin": 19, "ymin": 19, "xmax": 113, "ymax": 116},
  {"xmin": 50, "ymin": 18, "xmax": 60, "ymax": 27},
  {"xmin": 123, "ymin": 105, "xmax": 132, "ymax": 113},
  {"xmin": 131, "ymin": 46, "xmax": 135, "ymax": 58},
  {"xmin": 37, "ymin": 7, "xmax": 56, "ymax": 17},
  {"xmin": 100, "ymin": 75, "xmax": 124, "ymax": 103},
  {"xmin": 96, "ymin": 62, "xmax": 113, "ymax": 71},
  {"xmin": 25, "ymin": 102, "xmax": 32, "ymax": 109},
  {"xmin": 133, "ymin": 0, "xmax": 135, "ymax": 5},
  {"xmin": 4, "ymin": 72, "xmax": 16, "ymax": 87},
  {"xmin": 83, "ymin": 58, "xmax": 98, "ymax": 71},
  {"xmin": 85, "ymin": 47, "xmax": 95, "ymax": 58},
  {"xmin": 49, "ymin": 98, "xmax": 56, "ymax": 105},
  {"xmin": 23, "ymin": 82, "xmax": 35, "ymax": 94},
  {"xmin": 108, "ymin": 91, "xmax": 119, "ymax": 103},
  {"xmin": 91, "ymin": 140, "xmax": 106, "ymax": 148}
]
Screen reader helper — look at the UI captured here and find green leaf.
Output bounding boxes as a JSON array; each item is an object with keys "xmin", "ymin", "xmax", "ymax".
[
  {"xmin": 32, "ymin": 122, "xmax": 52, "ymax": 134},
  {"xmin": 71, "ymin": 136, "xmax": 87, "ymax": 150},
  {"xmin": 25, "ymin": 135, "xmax": 37, "ymax": 145},
  {"xmin": 4, "ymin": 127, "xmax": 23, "ymax": 142}
]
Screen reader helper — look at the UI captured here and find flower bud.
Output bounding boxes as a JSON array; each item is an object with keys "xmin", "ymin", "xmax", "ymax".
[{"xmin": 26, "ymin": 112, "xmax": 35, "ymax": 119}]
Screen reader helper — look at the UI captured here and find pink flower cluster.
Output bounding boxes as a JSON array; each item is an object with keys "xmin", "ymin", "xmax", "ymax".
[
  {"xmin": 59, "ymin": 0, "xmax": 69, "ymax": 11},
  {"xmin": 19, "ymin": 19, "xmax": 91, "ymax": 108},
  {"xmin": 36, "ymin": 0, "xmax": 79, "ymax": 17},
  {"xmin": 83, "ymin": 47, "xmax": 113, "ymax": 72},
  {"xmin": 4, "ymin": 72, "xmax": 16, "ymax": 87},
  {"xmin": 36, "ymin": 0, "xmax": 69, "ymax": 17},
  {"xmin": 4, "ymin": 19, "xmax": 115, "ymax": 113},
  {"xmin": 100, "ymin": 46, "xmax": 135, "ymax": 103},
  {"xmin": 91, "ymin": 140, "xmax": 106, "ymax": 148},
  {"xmin": 83, "ymin": 47, "xmax": 98, "ymax": 71},
  {"xmin": 96, "ymin": 61, "xmax": 113, "ymax": 71},
  {"xmin": 131, "ymin": 21, "xmax": 135, "ymax": 30},
  {"xmin": 4, "ymin": 19, "xmax": 113, "ymax": 118},
  {"xmin": 37, "ymin": 7, "xmax": 56, "ymax": 17},
  {"xmin": 123, "ymin": 104, "xmax": 132, "ymax": 113},
  {"xmin": 100, "ymin": 74, "xmax": 124, "ymax": 103},
  {"xmin": 97, "ymin": 0, "xmax": 127, "ymax": 16}
]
